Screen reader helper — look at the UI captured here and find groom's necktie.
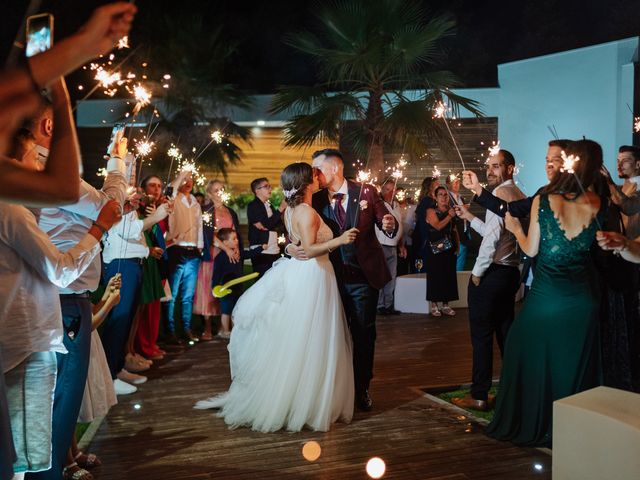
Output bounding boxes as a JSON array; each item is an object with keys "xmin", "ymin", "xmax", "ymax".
[{"xmin": 332, "ymin": 193, "xmax": 346, "ymax": 231}]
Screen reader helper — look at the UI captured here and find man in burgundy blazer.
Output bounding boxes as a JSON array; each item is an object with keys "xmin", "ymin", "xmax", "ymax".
[{"xmin": 311, "ymin": 149, "xmax": 397, "ymax": 411}]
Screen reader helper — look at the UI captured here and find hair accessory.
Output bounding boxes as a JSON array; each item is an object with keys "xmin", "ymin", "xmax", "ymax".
[{"xmin": 283, "ymin": 187, "xmax": 298, "ymax": 199}]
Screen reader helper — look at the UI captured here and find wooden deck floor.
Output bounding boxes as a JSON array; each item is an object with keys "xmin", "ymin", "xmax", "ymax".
[{"xmin": 88, "ymin": 311, "xmax": 551, "ymax": 479}]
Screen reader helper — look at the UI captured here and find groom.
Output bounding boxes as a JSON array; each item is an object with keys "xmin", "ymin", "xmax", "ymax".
[{"xmin": 310, "ymin": 149, "xmax": 397, "ymax": 411}]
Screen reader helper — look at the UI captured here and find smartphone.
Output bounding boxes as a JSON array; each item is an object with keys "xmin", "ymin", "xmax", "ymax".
[
  {"xmin": 26, "ymin": 13, "xmax": 53, "ymax": 57},
  {"xmin": 164, "ymin": 186, "xmax": 174, "ymax": 198},
  {"xmin": 106, "ymin": 123, "xmax": 126, "ymax": 155}
]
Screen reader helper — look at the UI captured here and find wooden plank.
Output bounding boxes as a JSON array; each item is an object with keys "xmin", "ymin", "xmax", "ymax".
[{"xmin": 87, "ymin": 310, "xmax": 550, "ymax": 479}]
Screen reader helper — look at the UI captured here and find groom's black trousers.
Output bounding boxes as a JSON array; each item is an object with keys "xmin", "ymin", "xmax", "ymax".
[
  {"xmin": 339, "ymin": 282, "xmax": 378, "ymax": 394},
  {"xmin": 467, "ymin": 264, "xmax": 520, "ymax": 401}
]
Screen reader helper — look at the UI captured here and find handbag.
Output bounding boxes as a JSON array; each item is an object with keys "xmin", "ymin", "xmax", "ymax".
[{"xmin": 429, "ymin": 234, "xmax": 453, "ymax": 255}]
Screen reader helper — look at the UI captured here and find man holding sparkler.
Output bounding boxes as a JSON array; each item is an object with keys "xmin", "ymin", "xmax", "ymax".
[
  {"xmin": 308, "ymin": 149, "xmax": 397, "ymax": 411},
  {"xmin": 453, "ymin": 149, "xmax": 525, "ymax": 412}
]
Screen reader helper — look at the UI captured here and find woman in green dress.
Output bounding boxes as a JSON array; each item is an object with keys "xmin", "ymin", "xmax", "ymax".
[{"xmin": 486, "ymin": 139, "xmax": 607, "ymax": 447}]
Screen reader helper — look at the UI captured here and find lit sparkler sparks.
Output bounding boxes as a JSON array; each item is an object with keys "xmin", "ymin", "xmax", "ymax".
[
  {"xmin": 488, "ymin": 140, "xmax": 501, "ymax": 156},
  {"xmin": 391, "ymin": 169, "xmax": 403, "ymax": 179},
  {"xmin": 395, "ymin": 190, "xmax": 406, "ymax": 202},
  {"xmin": 635, "ymin": 116, "xmax": 640, "ymax": 133},
  {"xmin": 357, "ymin": 170, "xmax": 372, "ymax": 183},
  {"xmin": 96, "ymin": 167, "xmax": 108, "ymax": 177},
  {"xmin": 202, "ymin": 212, "xmax": 212, "ymax": 226},
  {"xmin": 433, "ymin": 101, "xmax": 447, "ymax": 119},
  {"xmin": 167, "ymin": 145, "xmax": 183, "ymax": 160},
  {"xmin": 432, "ymin": 165, "xmax": 441, "ymax": 178},
  {"xmin": 220, "ymin": 189, "xmax": 232, "ymax": 204},
  {"xmin": 277, "ymin": 234, "xmax": 286, "ymax": 245},
  {"xmin": 398, "ymin": 156, "xmax": 408, "ymax": 168},
  {"xmin": 135, "ymin": 140, "xmax": 155, "ymax": 157},
  {"xmin": 94, "ymin": 68, "xmax": 121, "ymax": 88},
  {"xmin": 117, "ymin": 36, "xmax": 130, "ymax": 49},
  {"xmin": 211, "ymin": 130, "xmax": 223, "ymax": 144},
  {"xmin": 130, "ymin": 84, "xmax": 152, "ymax": 114},
  {"xmin": 178, "ymin": 160, "xmax": 207, "ymax": 187},
  {"xmin": 560, "ymin": 150, "xmax": 579, "ymax": 174}
]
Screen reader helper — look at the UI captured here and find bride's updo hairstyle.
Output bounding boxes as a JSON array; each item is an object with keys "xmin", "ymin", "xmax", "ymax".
[{"xmin": 281, "ymin": 162, "xmax": 313, "ymax": 207}]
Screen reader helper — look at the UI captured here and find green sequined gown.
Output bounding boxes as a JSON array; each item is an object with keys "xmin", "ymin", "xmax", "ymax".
[{"xmin": 486, "ymin": 194, "xmax": 603, "ymax": 447}]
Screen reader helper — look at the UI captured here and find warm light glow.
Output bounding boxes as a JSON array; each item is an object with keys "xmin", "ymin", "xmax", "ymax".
[
  {"xmin": 167, "ymin": 145, "xmax": 182, "ymax": 160},
  {"xmin": 391, "ymin": 169, "xmax": 402, "ymax": 179},
  {"xmin": 534, "ymin": 463, "xmax": 543, "ymax": 471},
  {"xmin": 135, "ymin": 140, "xmax": 155, "ymax": 158},
  {"xmin": 433, "ymin": 101, "xmax": 447, "ymax": 119},
  {"xmin": 357, "ymin": 170, "xmax": 372, "ymax": 183},
  {"xmin": 163, "ymin": 74, "xmax": 171, "ymax": 80},
  {"xmin": 277, "ymin": 234, "xmax": 286, "ymax": 245},
  {"xmin": 432, "ymin": 165, "xmax": 441, "ymax": 178},
  {"xmin": 301, "ymin": 441, "xmax": 322, "ymax": 462},
  {"xmin": 560, "ymin": 150, "xmax": 578, "ymax": 174},
  {"xmin": 133, "ymin": 403, "xmax": 141, "ymax": 410},
  {"xmin": 488, "ymin": 140, "xmax": 501, "ymax": 156},
  {"xmin": 202, "ymin": 212, "xmax": 212, "ymax": 226},
  {"xmin": 133, "ymin": 84, "xmax": 152, "ymax": 109},
  {"xmin": 94, "ymin": 68, "xmax": 121, "ymax": 88},
  {"xmin": 220, "ymin": 190, "xmax": 232, "ymax": 204},
  {"xmin": 211, "ymin": 130, "xmax": 223, "ymax": 144},
  {"xmin": 117, "ymin": 36, "xmax": 130, "ymax": 49},
  {"xmin": 366, "ymin": 457, "xmax": 386, "ymax": 479},
  {"xmin": 395, "ymin": 190, "xmax": 406, "ymax": 202},
  {"xmin": 635, "ymin": 116, "xmax": 640, "ymax": 133}
]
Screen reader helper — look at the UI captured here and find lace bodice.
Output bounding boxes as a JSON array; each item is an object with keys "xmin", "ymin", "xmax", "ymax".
[
  {"xmin": 537, "ymin": 194, "xmax": 598, "ymax": 266},
  {"xmin": 286, "ymin": 204, "xmax": 334, "ymax": 246}
]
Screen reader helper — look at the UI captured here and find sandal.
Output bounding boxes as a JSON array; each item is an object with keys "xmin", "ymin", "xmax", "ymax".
[
  {"xmin": 441, "ymin": 306, "xmax": 456, "ymax": 316},
  {"xmin": 75, "ymin": 451, "xmax": 102, "ymax": 469},
  {"xmin": 63, "ymin": 463, "xmax": 94, "ymax": 480},
  {"xmin": 430, "ymin": 306, "xmax": 442, "ymax": 317}
]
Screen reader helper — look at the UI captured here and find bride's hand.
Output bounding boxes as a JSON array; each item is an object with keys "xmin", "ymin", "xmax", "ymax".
[
  {"xmin": 504, "ymin": 212, "xmax": 522, "ymax": 235},
  {"xmin": 339, "ymin": 228, "xmax": 359, "ymax": 245}
]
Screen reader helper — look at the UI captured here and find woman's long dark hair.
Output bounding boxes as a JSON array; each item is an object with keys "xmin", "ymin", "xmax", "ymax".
[
  {"xmin": 541, "ymin": 139, "xmax": 608, "ymax": 201},
  {"xmin": 419, "ymin": 176, "xmax": 438, "ymax": 202},
  {"xmin": 281, "ymin": 162, "xmax": 313, "ymax": 207}
]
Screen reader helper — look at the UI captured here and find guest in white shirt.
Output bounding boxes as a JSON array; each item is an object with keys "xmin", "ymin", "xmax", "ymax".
[
  {"xmin": 100, "ymin": 195, "xmax": 169, "ymax": 392},
  {"xmin": 0, "ymin": 127, "xmax": 121, "ymax": 477},
  {"xmin": 453, "ymin": 149, "xmax": 525, "ymax": 412},
  {"xmin": 376, "ymin": 179, "xmax": 405, "ymax": 315},
  {"xmin": 23, "ymin": 83, "xmax": 129, "ymax": 480},
  {"xmin": 165, "ymin": 171, "xmax": 204, "ymax": 343},
  {"xmin": 247, "ymin": 177, "xmax": 285, "ymax": 277},
  {"xmin": 395, "ymin": 187, "xmax": 416, "ymax": 275}
]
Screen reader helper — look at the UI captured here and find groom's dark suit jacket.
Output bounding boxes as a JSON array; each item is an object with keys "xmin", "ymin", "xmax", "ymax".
[{"xmin": 312, "ymin": 180, "xmax": 397, "ymax": 290}]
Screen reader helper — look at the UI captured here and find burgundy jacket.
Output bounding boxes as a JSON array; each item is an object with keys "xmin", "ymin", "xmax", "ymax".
[{"xmin": 312, "ymin": 180, "xmax": 398, "ymax": 290}]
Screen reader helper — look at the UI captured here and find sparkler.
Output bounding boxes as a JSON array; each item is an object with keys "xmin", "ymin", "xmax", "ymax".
[
  {"xmin": 432, "ymin": 100, "xmax": 467, "ymax": 170},
  {"xmin": 96, "ymin": 167, "xmax": 108, "ymax": 177},
  {"xmin": 488, "ymin": 141, "xmax": 501, "ymax": 156},
  {"xmin": 432, "ymin": 165, "xmax": 441, "ymax": 178},
  {"xmin": 117, "ymin": 36, "xmax": 130, "ymax": 50},
  {"xmin": 220, "ymin": 189, "xmax": 232, "ymax": 204},
  {"xmin": 635, "ymin": 116, "xmax": 640, "ymax": 133},
  {"xmin": 132, "ymin": 84, "xmax": 152, "ymax": 113},
  {"xmin": 560, "ymin": 150, "xmax": 578, "ymax": 174},
  {"xmin": 395, "ymin": 190, "xmax": 406, "ymax": 202},
  {"xmin": 135, "ymin": 139, "xmax": 154, "ymax": 158},
  {"xmin": 202, "ymin": 212, "xmax": 212, "ymax": 227},
  {"xmin": 211, "ymin": 130, "xmax": 224, "ymax": 144},
  {"xmin": 277, "ymin": 234, "xmax": 286, "ymax": 245},
  {"xmin": 357, "ymin": 170, "xmax": 372, "ymax": 183}
]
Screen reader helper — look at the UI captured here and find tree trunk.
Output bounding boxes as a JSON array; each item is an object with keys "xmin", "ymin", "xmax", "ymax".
[{"xmin": 365, "ymin": 90, "xmax": 385, "ymax": 178}]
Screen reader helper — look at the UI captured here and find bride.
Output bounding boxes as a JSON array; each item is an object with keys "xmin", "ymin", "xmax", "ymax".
[{"xmin": 194, "ymin": 162, "xmax": 357, "ymax": 432}]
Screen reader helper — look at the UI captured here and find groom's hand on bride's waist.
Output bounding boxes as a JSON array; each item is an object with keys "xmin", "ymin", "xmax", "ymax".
[{"xmin": 285, "ymin": 243, "xmax": 308, "ymax": 261}]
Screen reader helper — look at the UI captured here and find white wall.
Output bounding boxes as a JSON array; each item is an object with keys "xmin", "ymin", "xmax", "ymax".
[{"xmin": 495, "ymin": 37, "xmax": 638, "ymax": 194}]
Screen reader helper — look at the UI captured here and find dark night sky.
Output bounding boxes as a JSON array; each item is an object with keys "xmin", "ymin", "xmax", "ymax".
[{"xmin": 2, "ymin": 0, "xmax": 639, "ymax": 93}]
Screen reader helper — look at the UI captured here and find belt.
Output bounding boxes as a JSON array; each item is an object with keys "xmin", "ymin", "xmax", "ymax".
[
  {"xmin": 59, "ymin": 292, "xmax": 90, "ymax": 299},
  {"xmin": 120, "ymin": 257, "xmax": 145, "ymax": 265},
  {"xmin": 171, "ymin": 245, "xmax": 199, "ymax": 252}
]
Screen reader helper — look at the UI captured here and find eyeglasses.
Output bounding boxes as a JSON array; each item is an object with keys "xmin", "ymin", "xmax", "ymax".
[{"xmin": 256, "ymin": 184, "xmax": 272, "ymax": 190}]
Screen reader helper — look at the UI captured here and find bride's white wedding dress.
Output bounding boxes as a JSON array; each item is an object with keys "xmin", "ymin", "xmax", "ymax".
[{"xmin": 195, "ymin": 204, "xmax": 354, "ymax": 432}]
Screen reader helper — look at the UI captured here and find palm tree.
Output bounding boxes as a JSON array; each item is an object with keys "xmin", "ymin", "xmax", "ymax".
[
  {"xmin": 138, "ymin": 11, "xmax": 252, "ymax": 176},
  {"xmin": 269, "ymin": 0, "xmax": 483, "ymax": 175}
]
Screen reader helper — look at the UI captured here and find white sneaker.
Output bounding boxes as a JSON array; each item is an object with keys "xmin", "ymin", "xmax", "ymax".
[
  {"xmin": 117, "ymin": 369, "xmax": 147, "ymax": 385},
  {"xmin": 193, "ymin": 397, "xmax": 220, "ymax": 410},
  {"xmin": 114, "ymin": 378, "xmax": 137, "ymax": 395}
]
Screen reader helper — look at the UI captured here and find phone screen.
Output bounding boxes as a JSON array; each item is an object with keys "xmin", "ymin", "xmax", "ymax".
[
  {"xmin": 26, "ymin": 14, "xmax": 53, "ymax": 57},
  {"xmin": 107, "ymin": 123, "xmax": 126, "ymax": 155}
]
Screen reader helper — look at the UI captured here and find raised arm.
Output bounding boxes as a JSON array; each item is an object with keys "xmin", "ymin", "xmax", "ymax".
[
  {"xmin": 505, "ymin": 195, "xmax": 541, "ymax": 257},
  {"xmin": 426, "ymin": 207, "xmax": 456, "ymax": 231}
]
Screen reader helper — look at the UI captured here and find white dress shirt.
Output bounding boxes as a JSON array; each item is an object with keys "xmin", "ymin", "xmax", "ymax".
[
  {"xmin": 0, "ymin": 202, "xmax": 100, "ymax": 372},
  {"xmin": 38, "ymin": 157, "xmax": 127, "ymax": 293},
  {"xmin": 262, "ymin": 201, "xmax": 280, "ymax": 255},
  {"xmin": 470, "ymin": 179, "xmax": 525, "ymax": 278},
  {"xmin": 399, "ymin": 203, "xmax": 416, "ymax": 246},
  {"xmin": 328, "ymin": 179, "xmax": 349, "ymax": 211},
  {"xmin": 166, "ymin": 193, "xmax": 204, "ymax": 248},
  {"xmin": 102, "ymin": 211, "xmax": 149, "ymax": 264},
  {"xmin": 376, "ymin": 200, "xmax": 403, "ymax": 246}
]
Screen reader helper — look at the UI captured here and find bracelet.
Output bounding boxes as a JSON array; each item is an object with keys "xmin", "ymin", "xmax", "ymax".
[{"xmin": 92, "ymin": 221, "xmax": 108, "ymax": 235}]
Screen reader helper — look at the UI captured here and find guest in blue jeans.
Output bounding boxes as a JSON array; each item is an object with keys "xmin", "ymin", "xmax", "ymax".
[{"xmin": 164, "ymin": 171, "xmax": 204, "ymax": 343}]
